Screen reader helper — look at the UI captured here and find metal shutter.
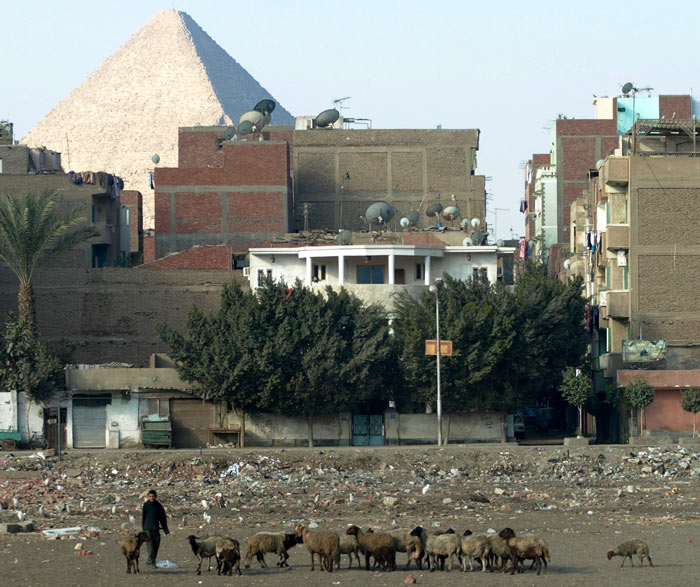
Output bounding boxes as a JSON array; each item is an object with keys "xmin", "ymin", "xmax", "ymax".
[
  {"xmin": 170, "ymin": 399, "xmax": 212, "ymax": 448},
  {"xmin": 72, "ymin": 396, "xmax": 110, "ymax": 448}
]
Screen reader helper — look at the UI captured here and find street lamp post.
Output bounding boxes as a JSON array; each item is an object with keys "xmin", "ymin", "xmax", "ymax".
[{"xmin": 429, "ymin": 277, "xmax": 445, "ymax": 445}]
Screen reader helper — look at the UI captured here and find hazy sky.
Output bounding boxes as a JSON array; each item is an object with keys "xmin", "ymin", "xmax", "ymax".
[{"xmin": 4, "ymin": 0, "xmax": 700, "ymax": 239}]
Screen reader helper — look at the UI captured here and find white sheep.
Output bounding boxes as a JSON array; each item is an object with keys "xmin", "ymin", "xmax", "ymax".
[
  {"xmin": 460, "ymin": 531, "xmax": 490, "ymax": 572},
  {"xmin": 187, "ymin": 534, "xmax": 224, "ymax": 575},
  {"xmin": 607, "ymin": 540, "xmax": 653, "ymax": 568},
  {"xmin": 244, "ymin": 532, "xmax": 301, "ymax": 568},
  {"xmin": 389, "ymin": 528, "xmax": 426, "ymax": 570},
  {"xmin": 426, "ymin": 532, "xmax": 461, "ymax": 572},
  {"xmin": 336, "ymin": 533, "xmax": 361, "ymax": 568}
]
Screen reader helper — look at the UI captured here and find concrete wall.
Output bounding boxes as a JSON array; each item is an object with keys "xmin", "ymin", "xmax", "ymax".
[
  {"xmin": 385, "ymin": 411, "xmax": 505, "ymax": 444},
  {"xmin": 245, "ymin": 412, "xmax": 353, "ymax": 446},
  {"xmin": 66, "ymin": 367, "xmax": 198, "ymax": 393},
  {"xmin": 0, "ymin": 268, "xmax": 244, "ymax": 366}
]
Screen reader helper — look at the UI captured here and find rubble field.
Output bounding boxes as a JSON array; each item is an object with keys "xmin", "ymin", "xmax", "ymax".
[{"xmin": 0, "ymin": 444, "xmax": 698, "ymax": 586}]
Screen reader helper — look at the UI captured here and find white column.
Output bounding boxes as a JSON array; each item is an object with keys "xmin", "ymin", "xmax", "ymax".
[
  {"xmin": 388, "ymin": 253, "xmax": 395, "ymax": 285},
  {"xmin": 338, "ymin": 254, "xmax": 345, "ymax": 285},
  {"xmin": 425, "ymin": 255, "xmax": 431, "ymax": 285},
  {"xmin": 305, "ymin": 257, "xmax": 312, "ymax": 286}
]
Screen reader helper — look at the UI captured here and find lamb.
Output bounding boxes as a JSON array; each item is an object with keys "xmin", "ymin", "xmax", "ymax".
[
  {"xmin": 426, "ymin": 531, "xmax": 461, "ymax": 572},
  {"xmin": 187, "ymin": 534, "xmax": 224, "ymax": 575},
  {"xmin": 335, "ymin": 533, "xmax": 361, "ymax": 568},
  {"xmin": 120, "ymin": 531, "xmax": 150, "ymax": 574},
  {"xmin": 346, "ymin": 524, "xmax": 395, "ymax": 571},
  {"xmin": 487, "ymin": 533, "xmax": 511, "ymax": 572},
  {"xmin": 215, "ymin": 537, "xmax": 242, "ymax": 576},
  {"xmin": 498, "ymin": 528, "xmax": 546, "ymax": 576},
  {"xmin": 460, "ymin": 530, "xmax": 490, "ymax": 572},
  {"xmin": 522, "ymin": 534, "xmax": 551, "ymax": 570},
  {"xmin": 371, "ymin": 545, "xmax": 396, "ymax": 571},
  {"xmin": 607, "ymin": 540, "xmax": 653, "ymax": 568},
  {"xmin": 244, "ymin": 532, "xmax": 302, "ymax": 569},
  {"xmin": 390, "ymin": 528, "xmax": 425, "ymax": 570},
  {"xmin": 295, "ymin": 525, "xmax": 340, "ymax": 572}
]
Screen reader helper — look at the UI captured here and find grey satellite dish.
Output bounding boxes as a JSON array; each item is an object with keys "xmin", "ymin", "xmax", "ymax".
[
  {"xmin": 496, "ymin": 239, "xmax": 505, "ymax": 247},
  {"xmin": 254, "ymin": 99, "xmax": 276, "ymax": 115},
  {"xmin": 238, "ymin": 121, "xmax": 254, "ymax": 135},
  {"xmin": 400, "ymin": 217, "xmax": 410, "ymax": 228},
  {"xmin": 239, "ymin": 110, "xmax": 266, "ymax": 129},
  {"xmin": 461, "ymin": 218, "xmax": 470, "ymax": 228},
  {"xmin": 224, "ymin": 127, "xmax": 236, "ymax": 140},
  {"xmin": 151, "ymin": 153, "xmax": 160, "ymax": 164},
  {"xmin": 365, "ymin": 202, "xmax": 395, "ymax": 225},
  {"xmin": 315, "ymin": 109, "xmax": 340, "ymax": 128},
  {"xmin": 442, "ymin": 206, "xmax": 460, "ymax": 221},
  {"xmin": 462, "ymin": 237, "xmax": 473, "ymax": 246},
  {"xmin": 470, "ymin": 230, "xmax": 485, "ymax": 246},
  {"xmin": 337, "ymin": 229, "xmax": 353, "ymax": 245},
  {"xmin": 563, "ymin": 259, "xmax": 572, "ymax": 270},
  {"xmin": 406, "ymin": 211, "xmax": 420, "ymax": 225},
  {"xmin": 426, "ymin": 203, "xmax": 443, "ymax": 217},
  {"xmin": 622, "ymin": 82, "xmax": 634, "ymax": 94},
  {"xmin": 595, "ymin": 159, "xmax": 605, "ymax": 170}
]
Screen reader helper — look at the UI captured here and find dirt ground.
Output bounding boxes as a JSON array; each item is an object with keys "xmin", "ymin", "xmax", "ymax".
[{"xmin": 0, "ymin": 444, "xmax": 698, "ymax": 586}]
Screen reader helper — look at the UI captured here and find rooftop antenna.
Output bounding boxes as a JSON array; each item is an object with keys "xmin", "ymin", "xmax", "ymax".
[
  {"xmin": 621, "ymin": 82, "xmax": 653, "ymax": 155},
  {"xmin": 333, "ymin": 96, "xmax": 351, "ymax": 113}
]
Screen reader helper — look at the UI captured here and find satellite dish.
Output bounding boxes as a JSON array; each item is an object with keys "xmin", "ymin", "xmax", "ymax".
[
  {"xmin": 622, "ymin": 82, "xmax": 634, "ymax": 94},
  {"xmin": 461, "ymin": 218, "xmax": 470, "ymax": 228},
  {"xmin": 406, "ymin": 211, "xmax": 419, "ymax": 226},
  {"xmin": 426, "ymin": 203, "xmax": 443, "ymax": 217},
  {"xmin": 237, "ymin": 121, "xmax": 254, "ymax": 135},
  {"xmin": 337, "ymin": 229, "xmax": 353, "ymax": 245},
  {"xmin": 462, "ymin": 237, "xmax": 473, "ymax": 246},
  {"xmin": 315, "ymin": 109, "xmax": 340, "ymax": 128},
  {"xmin": 563, "ymin": 259, "xmax": 572, "ymax": 270},
  {"xmin": 151, "ymin": 153, "xmax": 160, "ymax": 164},
  {"xmin": 224, "ymin": 127, "xmax": 236, "ymax": 140},
  {"xmin": 365, "ymin": 202, "xmax": 395, "ymax": 225},
  {"xmin": 470, "ymin": 229, "xmax": 485, "ymax": 246},
  {"xmin": 471, "ymin": 217, "xmax": 481, "ymax": 228},
  {"xmin": 442, "ymin": 206, "xmax": 460, "ymax": 221},
  {"xmin": 239, "ymin": 110, "xmax": 267, "ymax": 131},
  {"xmin": 496, "ymin": 239, "xmax": 505, "ymax": 247},
  {"xmin": 595, "ymin": 159, "xmax": 605, "ymax": 170},
  {"xmin": 253, "ymin": 99, "xmax": 276, "ymax": 115},
  {"xmin": 400, "ymin": 217, "xmax": 410, "ymax": 228}
]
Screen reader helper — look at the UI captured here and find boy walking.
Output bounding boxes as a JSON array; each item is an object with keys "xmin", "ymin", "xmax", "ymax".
[{"xmin": 142, "ymin": 489, "xmax": 170, "ymax": 566}]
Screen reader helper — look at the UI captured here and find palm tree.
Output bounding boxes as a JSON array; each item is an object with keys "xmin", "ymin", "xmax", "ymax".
[{"xmin": 0, "ymin": 190, "xmax": 97, "ymax": 330}]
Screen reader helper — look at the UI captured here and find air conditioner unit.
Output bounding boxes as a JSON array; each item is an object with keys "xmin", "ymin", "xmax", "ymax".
[
  {"xmin": 243, "ymin": 267, "xmax": 251, "ymax": 277},
  {"xmin": 617, "ymin": 251, "xmax": 627, "ymax": 267}
]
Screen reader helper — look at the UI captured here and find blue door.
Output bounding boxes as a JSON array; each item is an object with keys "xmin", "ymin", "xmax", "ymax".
[{"xmin": 352, "ymin": 414, "xmax": 384, "ymax": 446}]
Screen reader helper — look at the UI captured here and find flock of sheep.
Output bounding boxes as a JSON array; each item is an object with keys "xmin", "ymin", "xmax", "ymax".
[{"xmin": 120, "ymin": 524, "xmax": 653, "ymax": 576}]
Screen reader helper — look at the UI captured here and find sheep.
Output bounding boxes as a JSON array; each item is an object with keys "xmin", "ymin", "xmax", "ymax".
[
  {"xmin": 406, "ymin": 526, "xmax": 429, "ymax": 570},
  {"xmin": 187, "ymin": 534, "xmax": 224, "ymax": 575},
  {"xmin": 498, "ymin": 528, "xmax": 546, "ymax": 576},
  {"xmin": 244, "ymin": 532, "xmax": 302, "ymax": 569},
  {"xmin": 522, "ymin": 533, "xmax": 551, "ymax": 570},
  {"xmin": 295, "ymin": 525, "xmax": 340, "ymax": 572},
  {"xmin": 425, "ymin": 531, "xmax": 461, "ymax": 572},
  {"xmin": 487, "ymin": 533, "xmax": 511, "ymax": 572},
  {"xmin": 460, "ymin": 530, "xmax": 490, "ymax": 572},
  {"xmin": 389, "ymin": 528, "xmax": 425, "ymax": 570},
  {"xmin": 346, "ymin": 524, "xmax": 395, "ymax": 571},
  {"xmin": 215, "ymin": 537, "xmax": 242, "ymax": 576},
  {"xmin": 607, "ymin": 540, "xmax": 653, "ymax": 568},
  {"xmin": 335, "ymin": 533, "xmax": 361, "ymax": 568},
  {"xmin": 371, "ymin": 545, "xmax": 396, "ymax": 571},
  {"xmin": 120, "ymin": 531, "xmax": 150, "ymax": 574}
]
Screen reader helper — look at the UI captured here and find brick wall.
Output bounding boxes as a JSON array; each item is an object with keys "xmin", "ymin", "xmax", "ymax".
[
  {"xmin": 138, "ymin": 245, "xmax": 232, "ymax": 270},
  {"xmin": 659, "ymin": 95, "xmax": 691, "ymax": 119},
  {"xmin": 0, "ymin": 267, "xmax": 247, "ymax": 365}
]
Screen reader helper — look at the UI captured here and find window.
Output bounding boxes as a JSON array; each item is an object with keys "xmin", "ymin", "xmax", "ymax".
[
  {"xmin": 257, "ymin": 269, "xmax": 272, "ymax": 285},
  {"xmin": 415, "ymin": 263, "xmax": 425, "ymax": 280},
  {"xmin": 357, "ymin": 265, "xmax": 384, "ymax": 284},
  {"xmin": 472, "ymin": 267, "xmax": 488, "ymax": 281},
  {"xmin": 313, "ymin": 264, "xmax": 327, "ymax": 282}
]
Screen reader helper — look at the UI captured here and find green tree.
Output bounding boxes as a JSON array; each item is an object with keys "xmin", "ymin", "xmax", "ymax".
[
  {"xmin": 623, "ymin": 379, "xmax": 655, "ymax": 437},
  {"xmin": 680, "ymin": 388, "xmax": 700, "ymax": 438},
  {"xmin": 559, "ymin": 368, "xmax": 592, "ymax": 437},
  {"xmin": 0, "ymin": 191, "xmax": 97, "ymax": 329}
]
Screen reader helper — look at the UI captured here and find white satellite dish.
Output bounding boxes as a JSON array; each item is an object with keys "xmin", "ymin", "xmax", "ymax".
[
  {"xmin": 400, "ymin": 217, "xmax": 410, "ymax": 228},
  {"xmin": 462, "ymin": 237, "xmax": 473, "ymax": 246},
  {"xmin": 564, "ymin": 259, "xmax": 572, "ymax": 270},
  {"xmin": 471, "ymin": 218, "xmax": 481, "ymax": 228}
]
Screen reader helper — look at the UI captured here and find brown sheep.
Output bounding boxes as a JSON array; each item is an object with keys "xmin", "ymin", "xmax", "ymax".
[
  {"xmin": 607, "ymin": 540, "xmax": 653, "ymax": 568},
  {"xmin": 295, "ymin": 525, "xmax": 340, "ymax": 572},
  {"xmin": 498, "ymin": 528, "xmax": 546, "ymax": 575},
  {"xmin": 120, "ymin": 531, "xmax": 150, "ymax": 574},
  {"xmin": 372, "ymin": 545, "xmax": 396, "ymax": 571},
  {"xmin": 216, "ymin": 537, "xmax": 242, "ymax": 576},
  {"xmin": 346, "ymin": 525, "xmax": 395, "ymax": 571}
]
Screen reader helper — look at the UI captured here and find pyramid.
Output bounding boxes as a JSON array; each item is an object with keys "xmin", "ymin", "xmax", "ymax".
[{"xmin": 21, "ymin": 10, "xmax": 294, "ymax": 227}]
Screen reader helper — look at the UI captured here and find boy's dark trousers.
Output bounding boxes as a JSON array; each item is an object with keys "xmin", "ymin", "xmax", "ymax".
[{"xmin": 145, "ymin": 530, "xmax": 160, "ymax": 565}]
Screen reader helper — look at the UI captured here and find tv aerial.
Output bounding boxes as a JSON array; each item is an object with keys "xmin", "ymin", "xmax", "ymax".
[{"xmin": 333, "ymin": 96, "xmax": 351, "ymax": 112}]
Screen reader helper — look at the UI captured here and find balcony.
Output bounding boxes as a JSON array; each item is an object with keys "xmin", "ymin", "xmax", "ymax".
[
  {"xmin": 603, "ymin": 157, "xmax": 628, "ymax": 185},
  {"xmin": 599, "ymin": 352, "xmax": 623, "ymax": 378},
  {"xmin": 607, "ymin": 290, "xmax": 630, "ymax": 319},
  {"xmin": 606, "ymin": 224, "xmax": 629, "ymax": 250}
]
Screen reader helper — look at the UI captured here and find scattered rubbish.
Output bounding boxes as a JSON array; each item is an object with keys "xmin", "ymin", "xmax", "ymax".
[
  {"xmin": 42, "ymin": 527, "xmax": 82, "ymax": 538},
  {"xmin": 156, "ymin": 560, "xmax": 179, "ymax": 568}
]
